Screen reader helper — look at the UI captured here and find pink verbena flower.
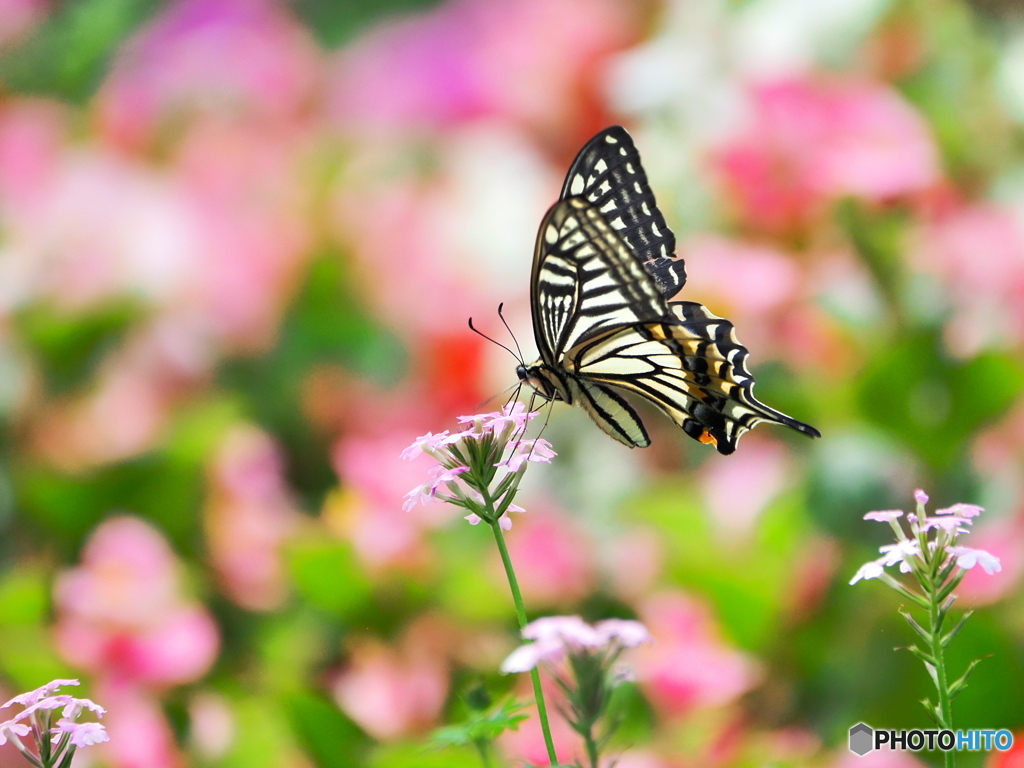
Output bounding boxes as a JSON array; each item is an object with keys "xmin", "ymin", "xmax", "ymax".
[
  {"xmin": 496, "ymin": 438, "xmax": 556, "ymax": 472},
  {"xmin": 1, "ymin": 680, "xmax": 80, "ymax": 710},
  {"xmin": 863, "ymin": 510, "xmax": 903, "ymax": 522},
  {"xmin": 501, "ymin": 615, "xmax": 649, "ymax": 673},
  {"xmin": 0, "ymin": 679, "xmax": 106, "ymax": 766},
  {"xmin": 0, "ymin": 720, "xmax": 30, "ymax": 746},
  {"xmin": 401, "ymin": 404, "xmax": 552, "ymax": 529},
  {"xmin": 56, "ymin": 719, "xmax": 109, "ymax": 748},
  {"xmin": 948, "ymin": 546, "xmax": 1003, "ymax": 576},
  {"xmin": 851, "ymin": 490, "xmax": 999, "ymax": 584}
]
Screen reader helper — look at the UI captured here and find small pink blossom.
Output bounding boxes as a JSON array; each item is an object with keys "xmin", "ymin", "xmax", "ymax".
[
  {"xmin": 496, "ymin": 438, "xmax": 556, "ymax": 472},
  {"xmin": 522, "ymin": 616, "xmax": 602, "ymax": 647},
  {"xmin": 55, "ymin": 719, "xmax": 109, "ymax": 747},
  {"xmin": 948, "ymin": 546, "xmax": 1002, "ymax": 575},
  {"xmin": 500, "ymin": 638, "xmax": 566, "ymax": 673},
  {"xmin": 400, "ymin": 431, "xmax": 452, "ymax": 461},
  {"xmin": 465, "ymin": 503, "xmax": 523, "ymax": 530},
  {"xmin": 0, "ymin": 719, "xmax": 30, "ymax": 746},
  {"xmin": 595, "ymin": 619, "xmax": 652, "ymax": 648},
  {"xmin": 914, "ymin": 489, "xmax": 929, "ymax": 506},
  {"xmin": 849, "ymin": 560, "xmax": 886, "ymax": 585},
  {"xmin": 936, "ymin": 503, "xmax": 984, "ymax": 518},
  {"xmin": 502, "ymin": 615, "xmax": 650, "ymax": 673},
  {"xmin": 879, "ymin": 540, "xmax": 922, "ymax": 571},
  {"xmin": 864, "ymin": 510, "xmax": 904, "ymax": 522},
  {"xmin": 2, "ymin": 679, "xmax": 80, "ymax": 710},
  {"xmin": 924, "ymin": 516, "xmax": 971, "ymax": 534}
]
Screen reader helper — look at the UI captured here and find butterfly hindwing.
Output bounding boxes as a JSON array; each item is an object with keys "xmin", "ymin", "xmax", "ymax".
[
  {"xmin": 560, "ymin": 126, "xmax": 686, "ymax": 298},
  {"xmin": 566, "ymin": 301, "xmax": 820, "ymax": 454}
]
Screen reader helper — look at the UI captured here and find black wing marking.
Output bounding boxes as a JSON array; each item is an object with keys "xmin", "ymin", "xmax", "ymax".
[
  {"xmin": 565, "ymin": 301, "xmax": 821, "ymax": 454},
  {"xmin": 530, "ymin": 197, "xmax": 668, "ymax": 366},
  {"xmin": 560, "ymin": 126, "xmax": 685, "ymax": 298},
  {"xmin": 565, "ymin": 376, "xmax": 650, "ymax": 448}
]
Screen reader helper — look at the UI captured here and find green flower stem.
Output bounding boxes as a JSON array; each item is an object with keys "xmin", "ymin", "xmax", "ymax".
[
  {"xmin": 489, "ymin": 519, "xmax": 558, "ymax": 765},
  {"xmin": 924, "ymin": 553, "xmax": 955, "ymax": 768},
  {"xmin": 473, "ymin": 738, "xmax": 494, "ymax": 768},
  {"xmin": 583, "ymin": 729, "xmax": 599, "ymax": 768}
]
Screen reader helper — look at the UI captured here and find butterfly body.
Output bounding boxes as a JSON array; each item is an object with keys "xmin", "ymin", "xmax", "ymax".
[{"xmin": 520, "ymin": 128, "xmax": 820, "ymax": 453}]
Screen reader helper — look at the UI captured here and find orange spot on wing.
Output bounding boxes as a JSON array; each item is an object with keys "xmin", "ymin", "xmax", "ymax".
[{"xmin": 700, "ymin": 430, "xmax": 718, "ymax": 447}]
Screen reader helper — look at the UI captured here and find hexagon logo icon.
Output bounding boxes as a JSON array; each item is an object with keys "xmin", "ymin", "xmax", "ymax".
[{"xmin": 849, "ymin": 722, "xmax": 874, "ymax": 756}]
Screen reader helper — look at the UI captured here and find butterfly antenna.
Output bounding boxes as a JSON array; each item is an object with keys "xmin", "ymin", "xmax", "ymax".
[
  {"xmin": 497, "ymin": 303, "xmax": 525, "ymax": 364},
  {"xmin": 468, "ymin": 317, "xmax": 523, "ymax": 364}
]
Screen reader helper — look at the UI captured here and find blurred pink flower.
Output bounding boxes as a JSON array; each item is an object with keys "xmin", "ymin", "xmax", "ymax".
[
  {"xmin": 205, "ymin": 425, "xmax": 302, "ymax": 611},
  {"xmin": 0, "ymin": 101, "xmax": 66, "ymax": 216},
  {"xmin": 677, "ymin": 235, "xmax": 839, "ymax": 370},
  {"xmin": 956, "ymin": 515, "xmax": 1024, "ymax": 605},
  {"xmin": 498, "ymin": 703, "xmax": 581, "ymax": 767},
  {"xmin": 603, "ymin": 527, "xmax": 663, "ymax": 600},
  {"xmin": 96, "ymin": 0, "xmax": 319, "ymax": 148},
  {"xmin": 27, "ymin": 321, "xmax": 211, "ymax": 471},
  {"xmin": 331, "ymin": 621, "xmax": 451, "ymax": 741},
  {"xmin": 635, "ymin": 592, "xmax": 761, "ymax": 717},
  {"xmin": 913, "ymin": 203, "xmax": 1024, "ymax": 355},
  {"xmin": 715, "ymin": 76, "xmax": 939, "ymax": 233},
  {"xmin": 53, "ymin": 516, "xmax": 219, "ymax": 688},
  {"xmin": 170, "ymin": 119, "xmax": 313, "ymax": 352},
  {"xmin": 328, "ymin": 0, "xmax": 634, "ymax": 136},
  {"xmin": 330, "ymin": 430, "xmax": 458, "ymax": 572},
  {"xmin": 0, "ymin": 0, "xmax": 47, "ymax": 49},
  {"xmin": 91, "ymin": 681, "xmax": 182, "ymax": 768},
  {"xmin": 701, "ymin": 435, "xmax": 791, "ymax": 533},
  {"xmin": 503, "ymin": 511, "xmax": 597, "ymax": 607},
  {"xmin": 829, "ymin": 745, "xmax": 929, "ymax": 767},
  {"xmin": 0, "ymin": 148, "xmax": 200, "ymax": 314}
]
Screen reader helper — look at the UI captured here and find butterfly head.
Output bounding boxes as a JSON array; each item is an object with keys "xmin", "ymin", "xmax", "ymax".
[{"xmin": 516, "ymin": 362, "xmax": 565, "ymax": 402}]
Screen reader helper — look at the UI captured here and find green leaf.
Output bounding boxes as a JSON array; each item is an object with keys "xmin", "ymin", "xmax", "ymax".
[
  {"xmin": 14, "ymin": 301, "xmax": 141, "ymax": 394},
  {"xmin": 941, "ymin": 611, "xmax": 973, "ymax": 649},
  {"xmin": 898, "ymin": 609, "xmax": 930, "ymax": 644},
  {"xmin": 0, "ymin": 0, "xmax": 161, "ymax": 100},
  {"xmin": 286, "ymin": 535, "xmax": 373, "ymax": 619},
  {"xmin": 948, "ymin": 658, "xmax": 984, "ymax": 700},
  {"xmin": 856, "ymin": 331, "xmax": 1024, "ymax": 469},
  {"xmin": 430, "ymin": 697, "xmax": 530, "ymax": 749},
  {"xmin": 285, "ymin": 692, "xmax": 371, "ymax": 768},
  {"xmin": 904, "ymin": 643, "xmax": 936, "ymax": 666},
  {"xmin": 292, "ymin": 0, "xmax": 445, "ymax": 48}
]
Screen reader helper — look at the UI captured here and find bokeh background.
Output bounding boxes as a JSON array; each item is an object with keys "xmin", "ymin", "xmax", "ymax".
[{"xmin": 1, "ymin": 0, "xmax": 1023, "ymax": 766}]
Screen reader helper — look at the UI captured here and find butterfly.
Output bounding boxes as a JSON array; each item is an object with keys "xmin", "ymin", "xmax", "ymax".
[{"xmin": 516, "ymin": 126, "xmax": 820, "ymax": 453}]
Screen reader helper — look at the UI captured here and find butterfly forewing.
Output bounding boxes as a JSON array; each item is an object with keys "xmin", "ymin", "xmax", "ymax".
[
  {"xmin": 560, "ymin": 126, "xmax": 685, "ymax": 297},
  {"xmin": 531, "ymin": 197, "xmax": 668, "ymax": 364}
]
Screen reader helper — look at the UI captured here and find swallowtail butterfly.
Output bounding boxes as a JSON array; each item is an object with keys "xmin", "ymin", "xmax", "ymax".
[{"xmin": 516, "ymin": 127, "xmax": 820, "ymax": 453}]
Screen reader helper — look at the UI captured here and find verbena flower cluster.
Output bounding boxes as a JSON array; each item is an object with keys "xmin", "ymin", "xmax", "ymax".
[
  {"xmin": 401, "ymin": 403, "xmax": 555, "ymax": 529},
  {"xmin": 850, "ymin": 489, "xmax": 1001, "ymax": 586},
  {"xmin": 0, "ymin": 679, "xmax": 107, "ymax": 768},
  {"xmin": 502, "ymin": 616, "xmax": 651, "ymax": 768}
]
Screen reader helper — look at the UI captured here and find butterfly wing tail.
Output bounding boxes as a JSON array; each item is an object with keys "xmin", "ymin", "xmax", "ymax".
[{"xmin": 667, "ymin": 301, "xmax": 821, "ymax": 447}]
